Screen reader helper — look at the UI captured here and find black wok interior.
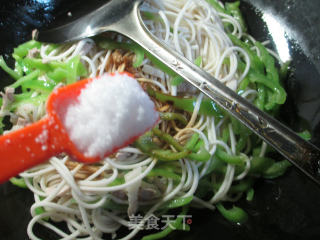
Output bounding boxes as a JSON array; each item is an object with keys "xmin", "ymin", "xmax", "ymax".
[{"xmin": 0, "ymin": 0, "xmax": 320, "ymax": 239}]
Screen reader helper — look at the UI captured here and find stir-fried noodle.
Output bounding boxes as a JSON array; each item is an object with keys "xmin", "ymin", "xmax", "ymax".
[{"xmin": 0, "ymin": 0, "xmax": 293, "ymax": 239}]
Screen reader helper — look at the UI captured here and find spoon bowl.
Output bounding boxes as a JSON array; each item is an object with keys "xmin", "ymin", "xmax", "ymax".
[
  {"xmin": 0, "ymin": 72, "xmax": 145, "ymax": 183},
  {"xmin": 0, "ymin": 78, "xmax": 96, "ymax": 183}
]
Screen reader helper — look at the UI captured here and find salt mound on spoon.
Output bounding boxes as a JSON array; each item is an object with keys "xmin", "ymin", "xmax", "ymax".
[{"xmin": 63, "ymin": 72, "xmax": 159, "ymax": 158}]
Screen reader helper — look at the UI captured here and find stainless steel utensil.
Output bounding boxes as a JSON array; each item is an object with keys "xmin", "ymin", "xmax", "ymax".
[{"xmin": 36, "ymin": 0, "xmax": 320, "ymax": 185}]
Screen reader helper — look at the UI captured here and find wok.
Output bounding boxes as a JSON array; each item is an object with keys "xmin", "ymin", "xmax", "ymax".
[{"xmin": 0, "ymin": 0, "xmax": 319, "ymax": 239}]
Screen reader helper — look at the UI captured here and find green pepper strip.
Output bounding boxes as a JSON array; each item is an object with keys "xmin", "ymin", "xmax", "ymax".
[
  {"xmin": 206, "ymin": 0, "xmax": 228, "ymax": 14},
  {"xmin": 65, "ymin": 56, "xmax": 88, "ymax": 84},
  {"xmin": 141, "ymin": 207, "xmax": 189, "ymax": 240},
  {"xmin": 247, "ymin": 72, "xmax": 284, "ymax": 96},
  {"xmin": 255, "ymin": 42, "xmax": 287, "ymax": 109},
  {"xmin": 262, "ymin": 160, "xmax": 291, "ymax": 179},
  {"xmin": 171, "ymin": 75, "xmax": 184, "ymax": 86},
  {"xmin": 47, "ymin": 67, "xmax": 69, "ymax": 83},
  {"xmin": 255, "ymin": 84, "xmax": 266, "ymax": 110},
  {"xmin": 229, "ymin": 178, "xmax": 254, "ymax": 194},
  {"xmin": 255, "ymin": 42, "xmax": 278, "ymax": 83},
  {"xmin": 22, "ymin": 77, "xmax": 56, "ymax": 93},
  {"xmin": 29, "ymin": 194, "xmax": 49, "ymax": 221},
  {"xmin": 246, "ymin": 188, "xmax": 254, "ymax": 201},
  {"xmin": 193, "ymin": 138, "xmax": 204, "ymax": 152},
  {"xmin": 142, "ymin": 11, "xmax": 160, "ymax": 21},
  {"xmin": 225, "ymin": 1, "xmax": 247, "ymax": 32},
  {"xmin": 207, "ymin": 156, "xmax": 227, "ymax": 175},
  {"xmin": 0, "ymin": 55, "xmax": 21, "ymax": 80},
  {"xmin": 16, "ymin": 59, "xmax": 32, "ymax": 75},
  {"xmin": 152, "ymin": 149, "xmax": 189, "ymax": 161},
  {"xmin": 264, "ymin": 89, "xmax": 277, "ymax": 110},
  {"xmin": 222, "ymin": 127, "xmax": 230, "ymax": 143},
  {"xmin": 298, "ymin": 130, "xmax": 311, "ymax": 140},
  {"xmin": 152, "ymin": 128, "xmax": 184, "ymax": 151},
  {"xmin": 237, "ymin": 59, "xmax": 286, "ymax": 107},
  {"xmin": 133, "ymin": 131, "xmax": 160, "ymax": 153},
  {"xmin": 215, "ymin": 147, "xmax": 245, "ymax": 165},
  {"xmin": 163, "ymin": 196, "xmax": 193, "ymax": 209},
  {"xmin": 188, "ymin": 147, "xmax": 211, "ymax": 162},
  {"xmin": 35, "ymin": 201, "xmax": 49, "ymax": 221},
  {"xmin": 238, "ymin": 76, "xmax": 250, "ymax": 91},
  {"xmin": 152, "ymin": 128, "xmax": 210, "ymax": 162},
  {"xmin": 10, "ymin": 70, "xmax": 41, "ymax": 89},
  {"xmin": 103, "ymin": 198, "xmax": 127, "ymax": 211},
  {"xmin": 228, "ymin": 34, "xmax": 264, "ymax": 73},
  {"xmin": 216, "ymin": 203, "xmax": 248, "ymax": 224},
  {"xmin": 136, "ymin": 129, "xmax": 209, "ymax": 162},
  {"xmin": 22, "ymin": 58, "xmax": 52, "ymax": 72},
  {"xmin": 17, "ymin": 56, "xmax": 87, "ymax": 86},
  {"xmin": 236, "ymin": 134, "xmax": 248, "ymax": 153},
  {"xmin": 98, "ymin": 39, "xmax": 144, "ymax": 68},
  {"xmin": 35, "ymin": 205, "xmax": 47, "ymax": 217},
  {"xmin": 230, "ymin": 117, "xmax": 251, "ymax": 153},
  {"xmin": 108, "ymin": 177, "xmax": 125, "ymax": 186},
  {"xmin": 248, "ymin": 156, "xmax": 274, "ymax": 176},
  {"xmin": 9, "ymin": 92, "xmax": 49, "ymax": 110},
  {"xmin": 194, "ymin": 56, "xmax": 202, "ymax": 67},
  {"xmin": 45, "ymin": 56, "xmax": 87, "ymax": 84},
  {"xmin": 252, "ymin": 147, "xmax": 261, "ymax": 157},
  {"xmin": 147, "ymin": 88, "xmax": 224, "ymax": 118},
  {"xmin": 159, "ymin": 112, "xmax": 188, "ymax": 125},
  {"xmin": 14, "ymin": 61, "xmax": 23, "ymax": 76},
  {"xmin": 10, "ymin": 177, "xmax": 27, "ymax": 188},
  {"xmin": 185, "ymin": 133, "xmax": 200, "ymax": 151},
  {"xmin": 147, "ymin": 168, "xmax": 181, "ymax": 181},
  {"xmin": 196, "ymin": 178, "xmax": 213, "ymax": 198},
  {"xmin": 13, "ymin": 40, "xmax": 41, "ymax": 59}
]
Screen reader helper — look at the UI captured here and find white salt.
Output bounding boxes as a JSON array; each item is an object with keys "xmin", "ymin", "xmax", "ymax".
[
  {"xmin": 63, "ymin": 73, "xmax": 158, "ymax": 158},
  {"xmin": 35, "ymin": 129, "xmax": 48, "ymax": 144}
]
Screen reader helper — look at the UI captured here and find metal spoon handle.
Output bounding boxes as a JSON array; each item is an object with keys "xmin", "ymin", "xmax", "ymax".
[{"xmin": 109, "ymin": 0, "xmax": 320, "ymax": 185}]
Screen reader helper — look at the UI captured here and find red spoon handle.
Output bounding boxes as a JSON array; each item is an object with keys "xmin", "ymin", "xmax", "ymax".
[{"xmin": 0, "ymin": 118, "xmax": 60, "ymax": 183}]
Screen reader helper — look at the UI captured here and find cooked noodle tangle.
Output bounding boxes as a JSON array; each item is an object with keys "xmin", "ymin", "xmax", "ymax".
[{"xmin": 11, "ymin": 0, "xmax": 277, "ymax": 239}]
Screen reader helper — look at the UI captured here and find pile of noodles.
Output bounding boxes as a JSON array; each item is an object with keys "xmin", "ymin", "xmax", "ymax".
[{"xmin": 1, "ymin": 0, "xmax": 287, "ymax": 239}]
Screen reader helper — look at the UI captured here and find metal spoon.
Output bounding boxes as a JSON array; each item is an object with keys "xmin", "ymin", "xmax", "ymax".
[{"xmin": 36, "ymin": 0, "xmax": 320, "ymax": 185}]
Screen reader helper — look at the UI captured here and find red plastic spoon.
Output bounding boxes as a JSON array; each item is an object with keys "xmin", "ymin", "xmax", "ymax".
[{"xmin": 0, "ymin": 72, "xmax": 154, "ymax": 183}]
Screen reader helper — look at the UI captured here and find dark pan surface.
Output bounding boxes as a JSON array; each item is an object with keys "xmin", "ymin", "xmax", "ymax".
[{"xmin": 0, "ymin": 0, "xmax": 320, "ymax": 239}]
